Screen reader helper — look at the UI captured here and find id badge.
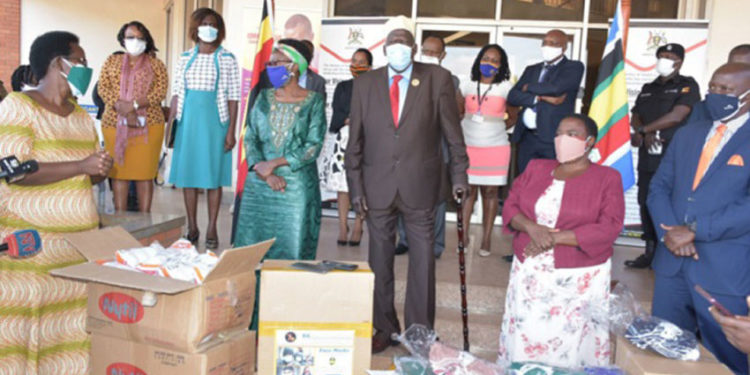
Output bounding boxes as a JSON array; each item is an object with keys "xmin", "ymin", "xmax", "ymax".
[{"xmin": 471, "ymin": 114, "xmax": 484, "ymax": 123}]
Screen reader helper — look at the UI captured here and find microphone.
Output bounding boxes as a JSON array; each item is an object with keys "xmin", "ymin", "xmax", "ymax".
[
  {"xmin": 0, "ymin": 229, "xmax": 42, "ymax": 259},
  {"xmin": 0, "ymin": 155, "xmax": 39, "ymax": 183}
]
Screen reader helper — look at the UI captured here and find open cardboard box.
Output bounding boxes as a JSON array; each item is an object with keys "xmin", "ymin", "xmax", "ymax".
[
  {"xmin": 51, "ymin": 226, "xmax": 271, "ymax": 352},
  {"xmin": 90, "ymin": 329, "xmax": 256, "ymax": 375},
  {"xmin": 258, "ymin": 260, "xmax": 374, "ymax": 375},
  {"xmin": 615, "ymin": 335, "xmax": 733, "ymax": 375}
]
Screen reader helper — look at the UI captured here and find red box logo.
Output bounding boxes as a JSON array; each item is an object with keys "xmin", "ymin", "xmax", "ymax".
[
  {"xmin": 99, "ymin": 292, "xmax": 144, "ymax": 323},
  {"xmin": 106, "ymin": 363, "xmax": 147, "ymax": 375}
]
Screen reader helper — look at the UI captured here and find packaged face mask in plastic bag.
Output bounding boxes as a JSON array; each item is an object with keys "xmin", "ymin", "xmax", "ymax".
[{"xmin": 624, "ymin": 316, "xmax": 700, "ymax": 361}]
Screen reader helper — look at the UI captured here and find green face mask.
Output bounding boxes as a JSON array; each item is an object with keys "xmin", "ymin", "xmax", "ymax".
[{"xmin": 60, "ymin": 58, "xmax": 93, "ymax": 97}]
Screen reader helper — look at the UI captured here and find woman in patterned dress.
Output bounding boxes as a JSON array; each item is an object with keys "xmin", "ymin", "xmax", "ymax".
[
  {"xmin": 98, "ymin": 21, "xmax": 168, "ymax": 212},
  {"xmin": 498, "ymin": 114, "xmax": 624, "ymax": 368},
  {"xmin": 0, "ymin": 31, "xmax": 113, "ymax": 375},
  {"xmin": 323, "ymin": 48, "xmax": 372, "ymax": 246},
  {"xmin": 167, "ymin": 8, "xmax": 240, "ymax": 250},
  {"xmin": 234, "ymin": 41, "xmax": 326, "ymax": 328}
]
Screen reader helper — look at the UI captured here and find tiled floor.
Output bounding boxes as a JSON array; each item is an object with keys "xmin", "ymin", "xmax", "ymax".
[{"xmin": 150, "ymin": 185, "xmax": 655, "ymax": 363}]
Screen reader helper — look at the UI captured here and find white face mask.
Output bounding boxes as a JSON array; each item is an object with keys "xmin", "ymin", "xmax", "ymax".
[
  {"xmin": 125, "ymin": 38, "xmax": 147, "ymax": 57},
  {"xmin": 418, "ymin": 54, "xmax": 440, "ymax": 65},
  {"xmin": 386, "ymin": 43, "xmax": 413, "ymax": 71},
  {"xmin": 656, "ymin": 57, "xmax": 676, "ymax": 77},
  {"xmin": 197, "ymin": 25, "xmax": 218, "ymax": 43},
  {"xmin": 541, "ymin": 46, "xmax": 563, "ymax": 62}
]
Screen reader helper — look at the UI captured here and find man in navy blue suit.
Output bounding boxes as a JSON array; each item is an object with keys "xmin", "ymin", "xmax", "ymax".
[
  {"xmin": 507, "ymin": 29, "xmax": 584, "ymax": 174},
  {"xmin": 648, "ymin": 63, "xmax": 750, "ymax": 374},
  {"xmin": 689, "ymin": 44, "xmax": 750, "ymax": 123}
]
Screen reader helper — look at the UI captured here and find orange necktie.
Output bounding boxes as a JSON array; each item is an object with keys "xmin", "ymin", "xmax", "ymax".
[{"xmin": 692, "ymin": 124, "xmax": 727, "ymax": 190}]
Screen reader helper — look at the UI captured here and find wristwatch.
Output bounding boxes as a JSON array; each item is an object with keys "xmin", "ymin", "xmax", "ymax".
[{"xmin": 687, "ymin": 221, "xmax": 697, "ymax": 233}]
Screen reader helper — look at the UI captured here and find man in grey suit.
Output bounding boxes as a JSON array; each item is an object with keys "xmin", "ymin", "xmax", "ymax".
[{"xmin": 345, "ymin": 16, "xmax": 469, "ymax": 354}]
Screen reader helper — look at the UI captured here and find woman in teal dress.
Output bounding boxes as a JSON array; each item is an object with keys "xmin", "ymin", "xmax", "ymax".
[{"xmin": 234, "ymin": 40, "xmax": 325, "ymax": 260}]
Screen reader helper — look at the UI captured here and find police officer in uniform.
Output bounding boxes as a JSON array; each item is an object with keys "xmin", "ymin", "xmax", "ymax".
[{"xmin": 625, "ymin": 43, "xmax": 701, "ymax": 269}]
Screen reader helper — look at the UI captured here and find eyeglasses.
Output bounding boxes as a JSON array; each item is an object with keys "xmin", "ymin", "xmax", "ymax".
[{"xmin": 266, "ymin": 60, "xmax": 292, "ymax": 67}]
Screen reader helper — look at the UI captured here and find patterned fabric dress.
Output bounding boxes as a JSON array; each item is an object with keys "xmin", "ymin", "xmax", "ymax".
[
  {"xmin": 498, "ymin": 179, "xmax": 611, "ymax": 368},
  {"xmin": 98, "ymin": 53, "xmax": 168, "ymax": 180},
  {"xmin": 0, "ymin": 93, "xmax": 99, "ymax": 375}
]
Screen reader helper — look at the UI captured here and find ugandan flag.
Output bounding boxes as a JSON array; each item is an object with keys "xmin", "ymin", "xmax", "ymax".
[
  {"xmin": 588, "ymin": 0, "xmax": 635, "ymax": 191},
  {"xmin": 231, "ymin": 0, "xmax": 274, "ymax": 243}
]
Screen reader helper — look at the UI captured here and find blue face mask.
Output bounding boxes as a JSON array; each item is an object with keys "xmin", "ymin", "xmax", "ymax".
[
  {"xmin": 267, "ymin": 65, "xmax": 291, "ymax": 89},
  {"xmin": 705, "ymin": 90, "xmax": 750, "ymax": 122},
  {"xmin": 386, "ymin": 43, "xmax": 413, "ymax": 72},
  {"xmin": 479, "ymin": 63, "xmax": 499, "ymax": 78}
]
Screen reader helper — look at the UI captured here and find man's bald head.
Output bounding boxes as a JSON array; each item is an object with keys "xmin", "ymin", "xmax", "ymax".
[
  {"xmin": 544, "ymin": 29, "xmax": 567, "ymax": 50},
  {"xmin": 729, "ymin": 44, "xmax": 750, "ymax": 65}
]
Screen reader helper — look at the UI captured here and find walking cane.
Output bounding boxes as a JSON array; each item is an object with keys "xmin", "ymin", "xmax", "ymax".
[{"xmin": 455, "ymin": 189, "xmax": 470, "ymax": 351}]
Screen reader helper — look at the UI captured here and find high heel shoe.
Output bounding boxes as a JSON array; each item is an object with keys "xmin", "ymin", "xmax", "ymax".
[
  {"xmin": 337, "ymin": 225, "xmax": 349, "ymax": 246},
  {"xmin": 186, "ymin": 229, "xmax": 200, "ymax": 245},
  {"xmin": 348, "ymin": 228, "xmax": 363, "ymax": 247}
]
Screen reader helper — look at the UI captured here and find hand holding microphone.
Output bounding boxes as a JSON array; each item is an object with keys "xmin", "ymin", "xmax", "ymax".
[
  {"xmin": 0, "ymin": 229, "xmax": 42, "ymax": 259},
  {"xmin": 0, "ymin": 155, "xmax": 39, "ymax": 183}
]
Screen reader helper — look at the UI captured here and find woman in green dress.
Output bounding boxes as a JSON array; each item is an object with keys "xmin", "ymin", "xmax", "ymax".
[{"xmin": 234, "ymin": 40, "xmax": 325, "ymax": 261}]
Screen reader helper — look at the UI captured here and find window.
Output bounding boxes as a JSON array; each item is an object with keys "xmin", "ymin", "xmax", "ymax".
[
  {"xmin": 589, "ymin": 0, "xmax": 679, "ymax": 23},
  {"xmin": 501, "ymin": 0, "xmax": 584, "ymax": 21},
  {"xmin": 417, "ymin": 0, "xmax": 496, "ymax": 19},
  {"xmin": 335, "ymin": 0, "xmax": 413, "ymax": 17}
]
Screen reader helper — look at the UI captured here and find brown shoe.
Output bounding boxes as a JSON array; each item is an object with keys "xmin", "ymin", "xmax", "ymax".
[{"xmin": 371, "ymin": 331, "xmax": 399, "ymax": 354}]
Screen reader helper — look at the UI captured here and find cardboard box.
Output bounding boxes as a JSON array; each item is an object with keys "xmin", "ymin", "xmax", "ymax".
[
  {"xmin": 615, "ymin": 335, "xmax": 733, "ymax": 374},
  {"xmin": 90, "ymin": 329, "xmax": 256, "ymax": 375},
  {"xmin": 51, "ymin": 226, "xmax": 271, "ymax": 352},
  {"xmin": 258, "ymin": 260, "xmax": 374, "ymax": 375}
]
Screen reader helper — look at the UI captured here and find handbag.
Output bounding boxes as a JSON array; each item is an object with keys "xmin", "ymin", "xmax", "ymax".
[{"xmin": 166, "ymin": 118, "xmax": 178, "ymax": 148}]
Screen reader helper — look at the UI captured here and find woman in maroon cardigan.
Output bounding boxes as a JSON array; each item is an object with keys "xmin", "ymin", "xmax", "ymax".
[{"xmin": 497, "ymin": 114, "xmax": 624, "ymax": 368}]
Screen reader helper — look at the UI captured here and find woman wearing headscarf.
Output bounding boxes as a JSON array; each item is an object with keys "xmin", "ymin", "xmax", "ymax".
[
  {"xmin": 498, "ymin": 114, "xmax": 624, "ymax": 368},
  {"xmin": 234, "ymin": 40, "xmax": 326, "ymax": 327},
  {"xmin": 0, "ymin": 31, "xmax": 113, "ymax": 375},
  {"xmin": 322, "ymin": 48, "xmax": 372, "ymax": 246},
  {"xmin": 168, "ymin": 8, "xmax": 240, "ymax": 250},
  {"xmin": 98, "ymin": 21, "xmax": 168, "ymax": 212}
]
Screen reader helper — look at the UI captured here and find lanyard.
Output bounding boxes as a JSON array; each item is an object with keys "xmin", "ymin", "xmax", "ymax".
[{"xmin": 476, "ymin": 82, "xmax": 494, "ymax": 114}]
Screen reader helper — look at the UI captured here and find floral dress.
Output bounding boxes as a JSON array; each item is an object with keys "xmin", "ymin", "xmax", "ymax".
[{"xmin": 498, "ymin": 179, "xmax": 611, "ymax": 368}]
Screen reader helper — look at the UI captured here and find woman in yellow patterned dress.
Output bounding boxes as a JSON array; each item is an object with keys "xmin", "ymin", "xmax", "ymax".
[
  {"xmin": 0, "ymin": 31, "xmax": 113, "ymax": 375},
  {"xmin": 98, "ymin": 21, "xmax": 168, "ymax": 212}
]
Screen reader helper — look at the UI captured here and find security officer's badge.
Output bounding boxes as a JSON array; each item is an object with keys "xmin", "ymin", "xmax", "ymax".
[{"xmin": 681, "ymin": 86, "xmax": 691, "ymax": 93}]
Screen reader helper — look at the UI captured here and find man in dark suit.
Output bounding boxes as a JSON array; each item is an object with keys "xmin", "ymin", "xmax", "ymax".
[
  {"xmin": 648, "ymin": 63, "xmax": 750, "ymax": 374},
  {"xmin": 345, "ymin": 16, "xmax": 469, "ymax": 354},
  {"xmin": 297, "ymin": 39, "xmax": 327, "ymax": 102},
  {"xmin": 507, "ymin": 29, "xmax": 584, "ymax": 174}
]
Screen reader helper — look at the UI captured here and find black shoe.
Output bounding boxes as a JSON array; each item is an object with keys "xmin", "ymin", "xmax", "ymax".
[
  {"xmin": 395, "ymin": 244, "xmax": 409, "ymax": 255},
  {"xmin": 503, "ymin": 254, "xmax": 514, "ymax": 263},
  {"xmin": 371, "ymin": 331, "xmax": 399, "ymax": 354},
  {"xmin": 625, "ymin": 240, "xmax": 655, "ymax": 269}
]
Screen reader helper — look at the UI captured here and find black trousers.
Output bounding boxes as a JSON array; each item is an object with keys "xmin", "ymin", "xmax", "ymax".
[
  {"xmin": 517, "ymin": 131, "xmax": 556, "ymax": 174},
  {"xmin": 638, "ymin": 171, "xmax": 657, "ymax": 241}
]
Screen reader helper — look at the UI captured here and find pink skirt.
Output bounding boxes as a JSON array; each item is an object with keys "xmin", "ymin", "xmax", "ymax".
[{"xmin": 467, "ymin": 145, "xmax": 510, "ymax": 186}]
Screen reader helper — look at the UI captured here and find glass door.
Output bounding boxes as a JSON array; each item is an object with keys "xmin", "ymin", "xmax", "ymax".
[{"xmin": 415, "ymin": 23, "xmax": 496, "ymax": 225}]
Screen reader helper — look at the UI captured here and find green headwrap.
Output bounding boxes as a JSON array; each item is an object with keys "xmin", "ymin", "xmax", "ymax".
[{"xmin": 278, "ymin": 44, "xmax": 308, "ymax": 76}]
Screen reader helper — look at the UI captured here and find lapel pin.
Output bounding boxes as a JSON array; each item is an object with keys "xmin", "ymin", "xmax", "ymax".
[{"xmin": 411, "ymin": 78, "xmax": 420, "ymax": 87}]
